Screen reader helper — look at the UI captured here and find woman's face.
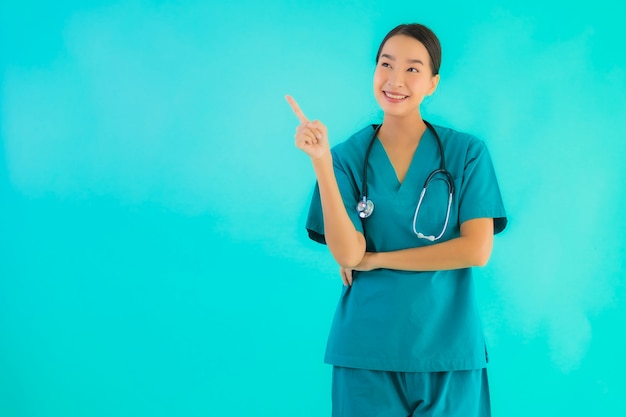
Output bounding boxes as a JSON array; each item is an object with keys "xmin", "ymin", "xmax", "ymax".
[{"xmin": 373, "ymin": 35, "xmax": 440, "ymax": 119}]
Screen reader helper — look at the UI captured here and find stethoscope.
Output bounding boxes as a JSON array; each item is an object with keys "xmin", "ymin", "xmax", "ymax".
[{"xmin": 356, "ymin": 121, "xmax": 455, "ymax": 242}]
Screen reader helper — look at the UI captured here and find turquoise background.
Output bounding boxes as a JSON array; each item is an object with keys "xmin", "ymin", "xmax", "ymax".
[{"xmin": 1, "ymin": 0, "xmax": 625, "ymax": 416}]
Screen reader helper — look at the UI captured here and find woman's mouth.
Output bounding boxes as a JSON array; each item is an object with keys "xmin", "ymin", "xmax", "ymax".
[{"xmin": 383, "ymin": 91, "xmax": 409, "ymax": 102}]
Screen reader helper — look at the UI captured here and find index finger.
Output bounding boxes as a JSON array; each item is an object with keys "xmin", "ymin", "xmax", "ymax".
[{"xmin": 285, "ymin": 95, "xmax": 309, "ymax": 123}]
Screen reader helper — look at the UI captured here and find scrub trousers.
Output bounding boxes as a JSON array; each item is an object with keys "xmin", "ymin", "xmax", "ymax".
[{"xmin": 332, "ymin": 366, "xmax": 491, "ymax": 417}]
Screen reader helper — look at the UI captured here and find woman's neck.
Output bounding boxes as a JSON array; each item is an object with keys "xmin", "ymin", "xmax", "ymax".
[{"xmin": 379, "ymin": 113, "xmax": 427, "ymax": 146}]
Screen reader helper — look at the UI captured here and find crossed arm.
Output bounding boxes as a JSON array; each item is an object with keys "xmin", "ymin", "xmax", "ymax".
[
  {"xmin": 364, "ymin": 217, "xmax": 493, "ymax": 270},
  {"xmin": 339, "ymin": 218, "xmax": 493, "ymax": 285}
]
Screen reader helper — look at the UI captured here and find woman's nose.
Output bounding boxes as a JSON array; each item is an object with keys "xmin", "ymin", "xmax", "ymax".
[{"xmin": 386, "ymin": 74, "xmax": 403, "ymax": 89}]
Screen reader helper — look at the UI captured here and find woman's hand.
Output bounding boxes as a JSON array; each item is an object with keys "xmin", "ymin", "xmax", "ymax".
[
  {"xmin": 339, "ymin": 253, "xmax": 378, "ymax": 286},
  {"xmin": 340, "ymin": 267, "xmax": 354, "ymax": 286},
  {"xmin": 285, "ymin": 95, "xmax": 330, "ymax": 160}
]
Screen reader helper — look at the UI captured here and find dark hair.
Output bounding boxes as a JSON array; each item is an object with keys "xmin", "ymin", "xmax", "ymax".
[{"xmin": 375, "ymin": 24, "xmax": 442, "ymax": 75}]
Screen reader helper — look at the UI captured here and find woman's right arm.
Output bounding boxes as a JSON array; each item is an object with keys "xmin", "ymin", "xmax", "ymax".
[
  {"xmin": 311, "ymin": 152, "xmax": 366, "ymax": 267},
  {"xmin": 286, "ymin": 95, "xmax": 365, "ymax": 268}
]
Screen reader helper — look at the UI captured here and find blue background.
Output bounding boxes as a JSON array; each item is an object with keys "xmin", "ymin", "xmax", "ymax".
[{"xmin": 1, "ymin": 0, "xmax": 625, "ymax": 416}]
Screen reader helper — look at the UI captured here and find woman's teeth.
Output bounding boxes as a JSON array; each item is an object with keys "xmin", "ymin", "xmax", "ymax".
[{"xmin": 385, "ymin": 92, "xmax": 407, "ymax": 99}]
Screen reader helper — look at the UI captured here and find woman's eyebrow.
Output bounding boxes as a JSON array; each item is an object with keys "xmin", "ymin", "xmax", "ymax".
[{"xmin": 380, "ymin": 53, "xmax": 424, "ymax": 65}]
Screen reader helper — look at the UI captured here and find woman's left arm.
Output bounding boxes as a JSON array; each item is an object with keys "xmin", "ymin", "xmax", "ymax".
[{"xmin": 356, "ymin": 218, "xmax": 494, "ymax": 272}]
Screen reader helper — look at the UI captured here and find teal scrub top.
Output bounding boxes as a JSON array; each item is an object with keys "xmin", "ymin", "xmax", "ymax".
[{"xmin": 306, "ymin": 124, "xmax": 507, "ymax": 373}]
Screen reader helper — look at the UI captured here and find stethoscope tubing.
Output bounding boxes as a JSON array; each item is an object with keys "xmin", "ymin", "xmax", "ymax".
[{"xmin": 358, "ymin": 120, "xmax": 455, "ymax": 241}]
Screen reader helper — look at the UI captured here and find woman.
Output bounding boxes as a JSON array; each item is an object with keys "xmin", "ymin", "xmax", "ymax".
[{"xmin": 286, "ymin": 23, "xmax": 507, "ymax": 417}]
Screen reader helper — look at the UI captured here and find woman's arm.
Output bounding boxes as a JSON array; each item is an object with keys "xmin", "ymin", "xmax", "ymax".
[
  {"xmin": 312, "ymin": 154, "xmax": 366, "ymax": 268},
  {"xmin": 356, "ymin": 217, "xmax": 494, "ymax": 272},
  {"xmin": 312, "ymin": 153, "xmax": 365, "ymax": 268},
  {"xmin": 286, "ymin": 95, "xmax": 365, "ymax": 268}
]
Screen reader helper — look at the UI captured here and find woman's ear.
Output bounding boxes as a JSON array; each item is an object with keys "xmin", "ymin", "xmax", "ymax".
[{"xmin": 427, "ymin": 74, "xmax": 440, "ymax": 96}]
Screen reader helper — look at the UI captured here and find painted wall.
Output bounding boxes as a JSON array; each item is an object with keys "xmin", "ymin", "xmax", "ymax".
[{"xmin": 2, "ymin": 0, "xmax": 625, "ymax": 416}]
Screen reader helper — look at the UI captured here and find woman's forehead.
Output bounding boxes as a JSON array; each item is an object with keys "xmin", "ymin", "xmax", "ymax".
[{"xmin": 380, "ymin": 35, "xmax": 429, "ymax": 59}]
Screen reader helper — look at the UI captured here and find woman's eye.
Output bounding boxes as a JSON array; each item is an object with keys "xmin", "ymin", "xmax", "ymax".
[
  {"xmin": 381, "ymin": 62, "xmax": 391, "ymax": 68},
  {"xmin": 408, "ymin": 67, "xmax": 419, "ymax": 73}
]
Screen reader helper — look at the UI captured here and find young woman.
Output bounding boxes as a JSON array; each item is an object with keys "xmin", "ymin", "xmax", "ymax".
[{"xmin": 286, "ymin": 23, "xmax": 507, "ymax": 417}]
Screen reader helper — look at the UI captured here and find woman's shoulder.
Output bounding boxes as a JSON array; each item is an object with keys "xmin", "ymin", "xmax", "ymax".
[
  {"xmin": 331, "ymin": 125, "xmax": 377, "ymax": 159},
  {"xmin": 431, "ymin": 123, "xmax": 488, "ymax": 156},
  {"xmin": 432, "ymin": 123, "xmax": 482, "ymax": 145}
]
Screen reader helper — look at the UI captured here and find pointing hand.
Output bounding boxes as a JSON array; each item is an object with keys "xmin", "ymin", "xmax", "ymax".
[{"xmin": 285, "ymin": 95, "xmax": 330, "ymax": 160}]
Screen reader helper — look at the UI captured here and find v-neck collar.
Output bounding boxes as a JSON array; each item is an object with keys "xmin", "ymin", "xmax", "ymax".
[{"xmin": 371, "ymin": 126, "xmax": 434, "ymax": 196}]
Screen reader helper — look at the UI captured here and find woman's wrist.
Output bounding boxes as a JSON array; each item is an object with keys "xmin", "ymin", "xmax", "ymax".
[
  {"xmin": 311, "ymin": 152, "xmax": 334, "ymax": 177},
  {"xmin": 357, "ymin": 252, "xmax": 382, "ymax": 271},
  {"xmin": 311, "ymin": 150, "xmax": 332, "ymax": 165},
  {"xmin": 368, "ymin": 251, "xmax": 383, "ymax": 270}
]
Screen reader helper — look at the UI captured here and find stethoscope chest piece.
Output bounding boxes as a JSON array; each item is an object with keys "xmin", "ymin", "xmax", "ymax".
[{"xmin": 356, "ymin": 197, "xmax": 374, "ymax": 219}]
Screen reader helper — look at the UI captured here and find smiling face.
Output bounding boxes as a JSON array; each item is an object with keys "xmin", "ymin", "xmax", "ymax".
[{"xmin": 373, "ymin": 35, "xmax": 440, "ymax": 119}]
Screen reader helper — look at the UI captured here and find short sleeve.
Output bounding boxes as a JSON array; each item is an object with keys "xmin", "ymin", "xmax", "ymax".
[
  {"xmin": 458, "ymin": 140, "xmax": 507, "ymax": 234},
  {"xmin": 305, "ymin": 152, "xmax": 365, "ymax": 244}
]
